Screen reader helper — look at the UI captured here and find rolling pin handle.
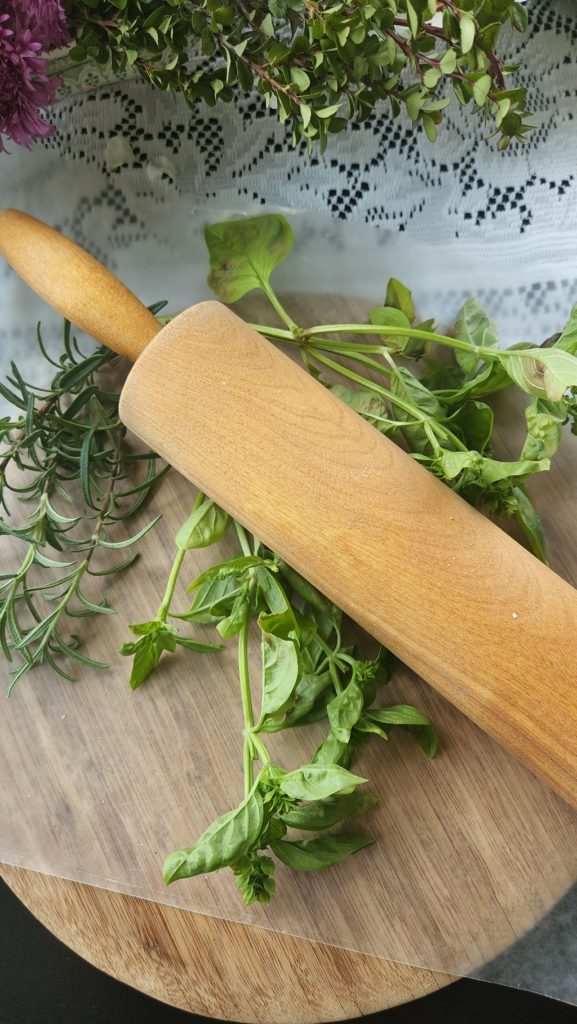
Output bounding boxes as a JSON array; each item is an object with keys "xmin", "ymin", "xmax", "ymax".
[{"xmin": 0, "ymin": 209, "xmax": 159, "ymax": 362}]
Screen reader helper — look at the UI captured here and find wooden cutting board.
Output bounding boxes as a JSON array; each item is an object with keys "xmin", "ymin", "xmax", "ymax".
[{"xmin": 2, "ymin": 293, "xmax": 577, "ymax": 1022}]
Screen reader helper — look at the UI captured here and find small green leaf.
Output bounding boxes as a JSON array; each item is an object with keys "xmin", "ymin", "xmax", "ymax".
[
  {"xmin": 385, "ymin": 278, "xmax": 415, "ymax": 322},
  {"xmin": 503, "ymin": 347, "xmax": 577, "ymax": 401},
  {"xmin": 423, "ymin": 67, "xmax": 442, "ymax": 90},
  {"xmin": 177, "ymin": 576, "xmax": 245, "ymax": 623},
  {"xmin": 205, "ymin": 214, "xmax": 294, "ymax": 303},
  {"xmin": 281, "ymin": 791, "xmax": 378, "ymax": 831},
  {"xmin": 521, "ymin": 398, "xmax": 566, "ymax": 461},
  {"xmin": 316, "ymin": 103, "xmax": 342, "ymax": 118},
  {"xmin": 513, "ymin": 485, "xmax": 548, "ymax": 564},
  {"xmin": 440, "ymin": 48, "xmax": 457, "ymax": 74},
  {"xmin": 460, "ymin": 15, "xmax": 476, "ymax": 56},
  {"xmin": 327, "ymin": 680, "xmax": 364, "ymax": 743},
  {"xmin": 279, "ymin": 763, "xmax": 367, "ymax": 801},
  {"xmin": 175, "ymin": 499, "xmax": 230, "ymax": 550},
  {"xmin": 216, "ymin": 593, "xmax": 250, "ymax": 637},
  {"xmin": 449, "ymin": 400, "xmax": 494, "ymax": 453},
  {"xmin": 163, "ymin": 789, "xmax": 264, "ymax": 882},
  {"xmin": 271, "ymin": 833, "xmax": 374, "ymax": 871},
  {"xmin": 290, "ymin": 67, "xmax": 310, "ymax": 91},
  {"xmin": 189, "ymin": 555, "xmax": 265, "ymax": 590},
  {"xmin": 99, "ymin": 514, "xmax": 162, "ymax": 550},
  {"xmin": 260, "ymin": 631, "xmax": 300, "ymax": 719},
  {"xmin": 556, "ymin": 304, "xmax": 577, "ymax": 355},
  {"xmin": 473, "ymin": 74, "xmax": 491, "ymax": 107},
  {"xmin": 454, "ymin": 298, "xmax": 499, "ymax": 375},
  {"xmin": 368, "ymin": 705, "xmax": 438, "ymax": 756}
]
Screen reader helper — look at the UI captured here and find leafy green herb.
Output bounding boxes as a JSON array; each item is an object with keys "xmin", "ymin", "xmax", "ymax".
[
  {"xmin": 0, "ymin": 318, "xmax": 166, "ymax": 692},
  {"xmin": 64, "ymin": 0, "xmax": 533, "ymax": 151}
]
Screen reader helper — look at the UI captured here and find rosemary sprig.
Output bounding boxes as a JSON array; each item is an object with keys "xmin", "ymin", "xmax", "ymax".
[{"xmin": 0, "ymin": 316, "xmax": 167, "ymax": 692}]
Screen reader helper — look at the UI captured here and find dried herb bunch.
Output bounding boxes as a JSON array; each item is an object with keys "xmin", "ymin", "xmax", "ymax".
[{"xmin": 64, "ymin": 0, "xmax": 532, "ymax": 150}]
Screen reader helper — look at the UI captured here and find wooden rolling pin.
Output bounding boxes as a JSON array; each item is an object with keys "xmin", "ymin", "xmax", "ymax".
[{"xmin": 2, "ymin": 208, "xmax": 577, "ymax": 809}]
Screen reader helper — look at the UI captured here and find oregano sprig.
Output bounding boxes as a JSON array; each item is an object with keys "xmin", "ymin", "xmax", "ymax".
[{"xmin": 63, "ymin": 0, "xmax": 533, "ymax": 151}]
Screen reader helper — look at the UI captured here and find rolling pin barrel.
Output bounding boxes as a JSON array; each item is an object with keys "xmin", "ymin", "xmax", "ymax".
[{"xmin": 2, "ymin": 208, "xmax": 577, "ymax": 809}]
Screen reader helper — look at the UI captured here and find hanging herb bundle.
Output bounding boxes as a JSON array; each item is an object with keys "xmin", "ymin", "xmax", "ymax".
[
  {"xmin": 63, "ymin": 0, "xmax": 531, "ymax": 150},
  {"xmin": 3, "ymin": 212, "xmax": 577, "ymax": 903},
  {"xmin": 0, "ymin": 1, "xmax": 532, "ymax": 153}
]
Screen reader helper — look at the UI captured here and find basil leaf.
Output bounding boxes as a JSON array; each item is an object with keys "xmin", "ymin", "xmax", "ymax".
[
  {"xmin": 449, "ymin": 400, "xmax": 494, "ymax": 453},
  {"xmin": 369, "ymin": 704, "xmax": 438, "ymax": 757},
  {"xmin": 327, "ymin": 680, "xmax": 364, "ymax": 743},
  {"xmin": 120, "ymin": 620, "xmax": 178, "ymax": 690},
  {"xmin": 503, "ymin": 347, "xmax": 577, "ymax": 401},
  {"xmin": 189, "ymin": 555, "xmax": 265, "ymax": 590},
  {"xmin": 368, "ymin": 704, "xmax": 433, "ymax": 726},
  {"xmin": 260, "ymin": 669, "xmax": 333, "ymax": 732},
  {"xmin": 555, "ymin": 303, "xmax": 577, "ymax": 355},
  {"xmin": 330, "ymin": 384, "xmax": 394, "ymax": 432},
  {"xmin": 176, "ymin": 576, "xmax": 245, "ymax": 624},
  {"xmin": 216, "ymin": 592, "xmax": 250, "ymax": 637},
  {"xmin": 391, "ymin": 367, "xmax": 446, "ymax": 452},
  {"xmin": 278, "ymin": 763, "xmax": 367, "ymax": 800},
  {"xmin": 255, "ymin": 565, "xmax": 290, "ymax": 614},
  {"xmin": 312, "ymin": 732, "xmax": 352, "ymax": 767},
  {"xmin": 175, "ymin": 499, "xmax": 230, "ymax": 550},
  {"xmin": 438, "ymin": 360, "xmax": 511, "ymax": 404},
  {"xmin": 281, "ymin": 791, "xmax": 378, "ymax": 831},
  {"xmin": 205, "ymin": 214, "xmax": 293, "ymax": 303},
  {"xmin": 270, "ymin": 833, "xmax": 374, "ymax": 871},
  {"xmin": 258, "ymin": 606, "xmax": 299, "ymax": 642},
  {"xmin": 260, "ymin": 631, "xmax": 300, "ymax": 719},
  {"xmin": 513, "ymin": 485, "xmax": 548, "ymax": 565},
  {"xmin": 163, "ymin": 789, "xmax": 264, "ymax": 883},
  {"xmin": 521, "ymin": 398, "xmax": 566, "ymax": 461},
  {"xmin": 385, "ymin": 277, "xmax": 415, "ymax": 322},
  {"xmin": 454, "ymin": 297, "xmax": 499, "ymax": 375}
]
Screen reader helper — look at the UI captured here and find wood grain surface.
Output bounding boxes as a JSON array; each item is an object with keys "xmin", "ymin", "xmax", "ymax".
[
  {"xmin": 0, "ymin": 865, "xmax": 452, "ymax": 1022},
  {"xmin": 2, "ymin": 293, "xmax": 577, "ymax": 1022}
]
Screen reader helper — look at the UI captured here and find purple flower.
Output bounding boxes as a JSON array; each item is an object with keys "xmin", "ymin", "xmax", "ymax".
[
  {"xmin": 13, "ymin": 0, "xmax": 70, "ymax": 50},
  {"xmin": 0, "ymin": 3, "xmax": 67, "ymax": 152}
]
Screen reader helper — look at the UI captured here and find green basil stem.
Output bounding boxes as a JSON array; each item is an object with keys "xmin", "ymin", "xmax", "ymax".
[
  {"xmin": 233, "ymin": 520, "xmax": 272, "ymax": 794},
  {"xmin": 306, "ymin": 322, "xmax": 499, "ymax": 360},
  {"xmin": 307, "ymin": 349, "xmax": 467, "ymax": 453},
  {"xmin": 259, "ymin": 281, "xmax": 300, "ymax": 335},
  {"xmin": 155, "ymin": 491, "xmax": 205, "ymax": 622},
  {"xmin": 238, "ymin": 617, "xmax": 255, "ymax": 796},
  {"xmin": 234, "ymin": 520, "xmax": 252, "ymax": 558},
  {"xmin": 250, "ymin": 320, "xmax": 501, "ymax": 363}
]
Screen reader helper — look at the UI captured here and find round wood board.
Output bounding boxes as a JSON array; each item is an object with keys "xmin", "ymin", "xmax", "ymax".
[
  {"xmin": 2, "ymin": 293, "xmax": 577, "ymax": 1022},
  {"xmin": 1, "ymin": 865, "xmax": 451, "ymax": 1021}
]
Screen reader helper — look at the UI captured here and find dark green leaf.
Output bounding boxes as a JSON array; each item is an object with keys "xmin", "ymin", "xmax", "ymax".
[
  {"xmin": 175, "ymin": 499, "xmax": 230, "ymax": 550},
  {"xmin": 278, "ymin": 763, "xmax": 367, "ymax": 800},
  {"xmin": 270, "ymin": 833, "xmax": 373, "ymax": 871},
  {"xmin": 260, "ymin": 630, "xmax": 300, "ymax": 719},
  {"xmin": 281, "ymin": 791, "xmax": 378, "ymax": 831},
  {"xmin": 163, "ymin": 789, "xmax": 264, "ymax": 882},
  {"xmin": 327, "ymin": 680, "xmax": 364, "ymax": 743}
]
